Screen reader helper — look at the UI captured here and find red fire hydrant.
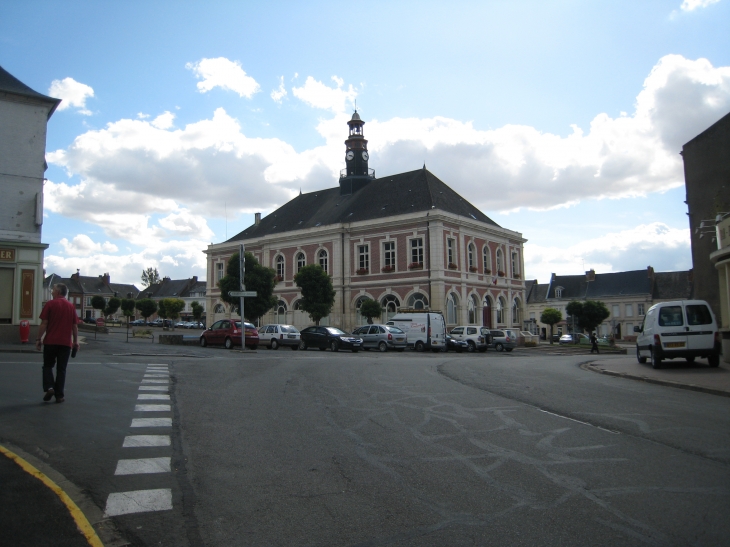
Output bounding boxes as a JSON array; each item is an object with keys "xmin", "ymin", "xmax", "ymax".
[{"xmin": 19, "ymin": 320, "xmax": 30, "ymax": 344}]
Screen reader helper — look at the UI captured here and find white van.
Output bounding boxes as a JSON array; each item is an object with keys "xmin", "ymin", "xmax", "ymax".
[
  {"xmin": 635, "ymin": 300, "xmax": 721, "ymax": 368},
  {"xmin": 387, "ymin": 311, "xmax": 446, "ymax": 352}
]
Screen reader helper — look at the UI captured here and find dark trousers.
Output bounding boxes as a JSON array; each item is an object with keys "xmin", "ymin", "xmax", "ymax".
[
  {"xmin": 591, "ymin": 342, "xmax": 599, "ymax": 354},
  {"xmin": 43, "ymin": 345, "xmax": 71, "ymax": 398}
]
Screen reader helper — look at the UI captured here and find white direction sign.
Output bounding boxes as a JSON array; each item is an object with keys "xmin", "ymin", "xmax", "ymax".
[{"xmin": 229, "ymin": 291, "xmax": 257, "ymax": 297}]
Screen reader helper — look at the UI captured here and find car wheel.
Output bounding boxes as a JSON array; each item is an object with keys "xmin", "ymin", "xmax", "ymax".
[
  {"xmin": 200, "ymin": 336, "xmax": 207, "ymax": 347},
  {"xmin": 298, "ymin": 340, "xmax": 307, "ymax": 350},
  {"xmin": 224, "ymin": 337, "xmax": 233, "ymax": 350},
  {"xmin": 467, "ymin": 341, "xmax": 476, "ymax": 353},
  {"xmin": 650, "ymin": 347, "xmax": 662, "ymax": 369},
  {"xmin": 415, "ymin": 341, "xmax": 425, "ymax": 352},
  {"xmin": 271, "ymin": 339, "xmax": 279, "ymax": 350},
  {"xmin": 708, "ymin": 354, "xmax": 720, "ymax": 367},
  {"xmin": 378, "ymin": 341, "xmax": 388, "ymax": 352},
  {"xmin": 495, "ymin": 343, "xmax": 504, "ymax": 352},
  {"xmin": 331, "ymin": 340, "xmax": 339, "ymax": 352},
  {"xmin": 636, "ymin": 346, "xmax": 647, "ymax": 364}
]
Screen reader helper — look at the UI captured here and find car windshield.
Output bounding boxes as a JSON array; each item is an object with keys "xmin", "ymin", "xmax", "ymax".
[{"xmin": 326, "ymin": 327, "xmax": 347, "ymax": 335}]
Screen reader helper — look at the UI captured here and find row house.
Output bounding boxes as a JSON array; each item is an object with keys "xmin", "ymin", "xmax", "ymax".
[
  {"xmin": 137, "ymin": 276, "xmax": 206, "ymax": 321},
  {"xmin": 525, "ymin": 267, "xmax": 693, "ymax": 341},
  {"xmin": 43, "ymin": 271, "xmax": 140, "ymax": 320},
  {"xmin": 205, "ymin": 112, "xmax": 526, "ymax": 331}
]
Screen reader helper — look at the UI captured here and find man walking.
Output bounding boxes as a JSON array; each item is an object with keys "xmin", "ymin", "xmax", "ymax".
[
  {"xmin": 35, "ymin": 283, "xmax": 79, "ymax": 403},
  {"xmin": 590, "ymin": 331, "xmax": 599, "ymax": 354}
]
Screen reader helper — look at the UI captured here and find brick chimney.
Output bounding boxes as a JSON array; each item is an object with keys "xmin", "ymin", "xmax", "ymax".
[
  {"xmin": 102, "ymin": 272, "xmax": 110, "ymax": 284},
  {"xmin": 586, "ymin": 269, "xmax": 596, "ymax": 282},
  {"xmin": 71, "ymin": 269, "xmax": 80, "ymax": 280},
  {"xmin": 255, "ymin": 212, "xmax": 261, "ymax": 225},
  {"xmin": 647, "ymin": 266, "xmax": 654, "ymax": 279}
]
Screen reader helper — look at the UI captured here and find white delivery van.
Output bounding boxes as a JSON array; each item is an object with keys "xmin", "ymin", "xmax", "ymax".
[
  {"xmin": 635, "ymin": 300, "xmax": 721, "ymax": 369},
  {"xmin": 387, "ymin": 311, "xmax": 446, "ymax": 351}
]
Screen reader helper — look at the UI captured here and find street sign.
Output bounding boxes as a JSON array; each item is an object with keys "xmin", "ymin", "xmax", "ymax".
[{"xmin": 229, "ymin": 291, "xmax": 257, "ymax": 297}]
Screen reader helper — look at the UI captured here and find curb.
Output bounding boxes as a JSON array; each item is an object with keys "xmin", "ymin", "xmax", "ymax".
[{"xmin": 580, "ymin": 363, "xmax": 730, "ymax": 398}]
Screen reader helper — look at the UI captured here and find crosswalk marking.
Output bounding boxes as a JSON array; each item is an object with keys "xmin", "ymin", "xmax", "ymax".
[
  {"xmin": 114, "ymin": 457, "xmax": 171, "ymax": 475},
  {"xmin": 135, "ymin": 404, "xmax": 171, "ymax": 412},
  {"xmin": 104, "ymin": 489, "xmax": 173, "ymax": 517},
  {"xmin": 131, "ymin": 417, "xmax": 172, "ymax": 428},
  {"xmin": 144, "ymin": 373, "xmax": 169, "ymax": 377},
  {"xmin": 139, "ymin": 385, "xmax": 168, "ymax": 391},
  {"xmin": 137, "ymin": 394, "xmax": 170, "ymax": 400},
  {"xmin": 141, "ymin": 379, "xmax": 169, "ymax": 384},
  {"xmin": 122, "ymin": 435, "xmax": 171, "ymax": 448}
]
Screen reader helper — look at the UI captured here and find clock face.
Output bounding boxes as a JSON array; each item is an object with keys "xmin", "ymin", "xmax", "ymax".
[
  {"xmin": 362, "ymin": 151, "xmax": 369, "ymax": 161},
  {"xmin": 346, "ymin": 151, "xmax": 354, "ymax": 160}
]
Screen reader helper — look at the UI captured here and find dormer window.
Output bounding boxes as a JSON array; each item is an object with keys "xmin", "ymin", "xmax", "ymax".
[{"xmin": 555, "ymin": 287, "xmax": 564, "ymax": 298}]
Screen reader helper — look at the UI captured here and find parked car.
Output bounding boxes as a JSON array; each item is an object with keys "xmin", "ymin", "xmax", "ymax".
[
  {"xmin": 82, "ymin": 317, "xmax": 96, "ymax": 325},
  {"xmin": 188, "ymin": 321, "xmax": 205, "ymax": 329},
  {"xmin": 488, "ymin": 329, "xmax": 518, "ymax": 352},
  {"xmin": 299, "ymin": 326, "xmax": 362, "ymax": 352},
  {"xmin": 444, "ymin": 334, "xmax": 468, "ymax": 353},
  {"xmin": 449, "ymin": 326, "xmax": 487, "ymax": 352},
  {"xmin": 352, "ymin": 324, "xmax": 407, "ymax": 352},
  {"xmin": 559, "ymin": 333, "xmax": 588, "ymax": 345},
  {"xmin": 635, "ymin": 299, "xmax": 720, "ymax": 368},
  {"xmin": 129, "ymin": 319, "xmax": 146, "ymax": 326},
  {"xmin": 258, "ymin": 324, "xmax": 301, "ymax": 350},
  {"xmin": 200, "ymin": 320, "xmax": 259, "ymax": 350}
]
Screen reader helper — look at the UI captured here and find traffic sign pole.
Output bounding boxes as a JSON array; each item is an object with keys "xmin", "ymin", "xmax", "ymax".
[{"xmin": 239, "ymin": 243, "xmax": 245, "ymax": 349}]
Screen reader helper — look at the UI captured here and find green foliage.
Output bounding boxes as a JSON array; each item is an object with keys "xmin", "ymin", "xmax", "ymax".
[
  {"xmin": 190, "ymin": 301, "xmax": 203, "ymax": 322},
  {"xmin": 157, "ymin": 299, "xmax": 168, "ymax": 319},
  {"xmin": 161, "ymin": 298, "xmax": 185, "ymax": 324},
  {"xmin": 141, "ymin": 267, "xmax": 161, "ymax": 287},
  {"xmin": 120, "ymin": 298, "xmax": 136, "ymax": 318},
  {"xmin": 104, "ymin": 297, "xmax": 121, "ymax": 318},
  {"xmin": 540, "ymin": 307, "xmax": 563, "ymax": 345},
  {"xmin": 91, "ymin": 295, "xmax": 106, "ymax": 312},
  {"xmin": 359, "ymin": 298, "xmax": 383, "ymax": 324},
  {"xmin": 218, "ymin": 252, "xmax": 277, "ymax": 322},
  {"xmin": 577, "ymin": 300, "xmax": 610, "ymax": 333},
  {"xmin": 135, "ymin": 298, "xmax": 158, "ymax": 320},
  {"xmin": 294, "ymin": 264, "xmax": 335, "ymax": 325}
]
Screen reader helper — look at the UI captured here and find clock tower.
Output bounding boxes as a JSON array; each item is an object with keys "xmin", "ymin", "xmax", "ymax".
[{"xmin": 340, "ymin": 110, "xmax": 374, "ymax": 195}]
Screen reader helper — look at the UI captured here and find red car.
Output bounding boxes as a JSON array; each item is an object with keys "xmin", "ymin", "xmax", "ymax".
[{"xmin": 200, "ymin": 320, "xmax": 259, "ymax": 350}]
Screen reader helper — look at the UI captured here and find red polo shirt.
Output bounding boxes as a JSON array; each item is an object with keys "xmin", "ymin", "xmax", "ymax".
[{"xmin": 40, "ymin": 296, "xmax": 79, "ymax": 347}]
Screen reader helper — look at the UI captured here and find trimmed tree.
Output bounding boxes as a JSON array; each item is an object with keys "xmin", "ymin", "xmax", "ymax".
[
  {"xmin": 157, "ymin": 300, "xmax": 168, "ymax": 323},
  {"xmin": 141, "ymin": 267, "xmax": 161, "ymax": 287},
  {"xmin": 191, "ymin": 301, "xmax": 203, "ymax": 323},
  {"xmin": 359, "ymin": 298, "xmax": 383, "ymax": 324},
  {"xmin": 162, "ymin": 298, "xmax": 185, "ymax": 329},
  {"xmin": 91, "ymin": 295, "xmax": 106, "ymax": 319},
  {"xmin": 540, "ymin": 308, "xmax": 563, "ymax": 345},
  {"xmin": 218, "ymin": 252, "xmax": 277, "ymax": 322},
  {"xmin": 566, "ymin": 300, "xmax": 584, "ymax": 338},
  {"xmin": 294, "ymin": 264, "xmax": 335, "ymax": 326},
  {"xmin": 104, "ymin": 297, "xmax": 121, "ymax": 320},
  {"xmin": 136, "ymin": 299, "xmax": 158, "ymax": 323},
  {"xmin": 576, "ymin": 300, "xmax": 610, "ymax": 335},
  {"xmin": 121, "ymin": 298, "xmax": 136, "ymax": 323}
]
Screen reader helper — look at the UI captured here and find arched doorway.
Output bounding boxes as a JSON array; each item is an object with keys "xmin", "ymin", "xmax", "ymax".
[{"xmin": 482, "ymin": 296, "xmax": 492, "ymax": 328}]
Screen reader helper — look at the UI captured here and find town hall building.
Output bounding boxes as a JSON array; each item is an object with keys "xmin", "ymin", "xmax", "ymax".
[{"xmin": 204, "ymin": 112, "xmax": 526, "ymax": 332}]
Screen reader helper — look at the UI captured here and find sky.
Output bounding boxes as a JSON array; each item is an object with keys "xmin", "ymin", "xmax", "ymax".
[{"xmin": 2, "ymin": 0, "xmax": 729, "ymax": 287}]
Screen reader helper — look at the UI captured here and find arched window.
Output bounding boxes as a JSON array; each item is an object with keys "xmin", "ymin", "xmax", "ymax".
[
  {"xmin": 318, "ymin": 249, "xmax": 328, "ymax": 272},
  {"xmin": 483, "ymin": 245, "xmax": 491, "ymax": 273},
  {"xmin": 275, "ymin": 300, "xmax": 287, "ymax": 323},
  {"xmin": 355, "ymin": 296, "xmax": 370, "ymax": 325},
  {"xmin": 408, "ymin": 292, "xmax": 429, "ymax": 310},
  {"xmin": 468, "ymin": 243, "xmax": 476, "ymax": 269},
  {"xmin": 483, "ymin": 295, "xmax": 493, "ymax": 328},
  {"xmin": 511, "ymin": 251, "xmax": 519, "ymax": 277},
  {"xmin": 446, "ymin": 292, "xmax": 459, "ymax": 325},
  {"xmin": 496, "ymin": 249, "xmax": 503, "ymax": 274},
  {"xmin": 293, "ymin": 300, "xmax": 303, "ymax": 310},
  {"xmin": 496, "ymin": 297, "xmax": 506, "ymax": 324},
  {"xmin": 296, "ymin": 252, "xmax": 306, "ymax": 273},
  {"xmin": 555, "ymin": 286, "xmax": 563, "ymax": 298},
  {"xmin": 275, "ymin": 255, "xmax": 284, "ymax": 279},
  {"xmin": 381, "ymin": 294, "xmax": 400, "ymax": 322},
  {"xmin": 512, "ymin": 298, "xmax": 521, "ymax": 325},
  {"xmin": 468, "ymin": 294, "xmax": 478, "ymax": 324},
  {"xmin": 214, "ymin": 303, "xmax": 225, "ymax": 314}
]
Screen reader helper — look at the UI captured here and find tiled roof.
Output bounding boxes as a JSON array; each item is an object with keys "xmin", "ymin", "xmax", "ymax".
[
  {"xmin": 0, "ymin": 65, "xmax": 61, "ymax": 116},
  {"xmin": 227, "ymin": 168, "xmax": 500, "ymax": 241}
]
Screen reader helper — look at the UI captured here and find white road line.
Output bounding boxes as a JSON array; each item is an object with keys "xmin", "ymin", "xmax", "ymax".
[
  {"xmin": 114, "ymin": 457, "xmax": 171, "ymax": 475},
  {"xmin": 135, "ymin": 404, "xmax": 171, "ymax": 412},
  {"xmin": 141, "ymin": 379, "xmax": 169, "ymax": 384},
  {"xmin": 131, "ymin": 418, "xmax": 172, "ymax": 428},
  {"xmin": 123, "ymin": 435, "xmax": 171, "ymax": 448},
  {"xmin": 147, "ymin": 364, "xmax": 169, "ymax": 366},
  {"xmin": 137, "ymin": 394, "xmax": 170, "ymax": 400},
  {"xmin": 144, "ymin": 374, "xmax": 169, "ymax": 378},
  {"xmin": 104, "ymin": 489, "xmax": 172, "ymax": 516},
  {"xmin": 139, "ymin": 386, "xmax": 168, "ymax": 391}
]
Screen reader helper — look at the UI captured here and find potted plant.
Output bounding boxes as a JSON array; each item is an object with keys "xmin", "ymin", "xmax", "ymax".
[
  {"xmin": 448, "ymin": 263, "xmax": 458, "ymax": 270},
  {"xmin": 408, "ymin": 262, "xmax": 424, "ymax": 270},
  {"xmin": 484, "ymin": 268, "xmax": 492, "ymax": 274},
  {"xmin": 469, "ymin": 266, "xmax": 478, "ymax": 273},
  {"xmin": 356, "ymin": 268, "xmax": 369, "ymax": 275},
  {"xmin": 381, "ymin": 265, "xmax": 395, "ymax": 273},
  {"xmin": 274, "ymin": 275, "xmax": 283, "ymax": 282},
  {"xmin": 497, "ymin": 270, "xmax": 505, "ymax": 277}
]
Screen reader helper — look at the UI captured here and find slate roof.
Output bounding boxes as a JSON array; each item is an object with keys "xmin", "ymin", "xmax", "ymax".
[
  {"xmin": 227, "ymin": 168, "xmax": 500, "ymax": 242},
  {"xmin": 138, "ymin": 277, "xmax": 200, "ymax": 299},
  {"xmin": 109, "ymin": 283, "xmax": 141, "ymax": 298},
  {"xmin": 0, "ymin": 65, "xmax": 61, "ymax": 117},
  {"xmin": 653, "ymin": 271, "xmax": 693, "ymax": 300}
]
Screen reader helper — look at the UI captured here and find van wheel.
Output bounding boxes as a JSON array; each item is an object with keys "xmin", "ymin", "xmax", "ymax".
[
  {"xmin": 224, "ymin": 337, "xmax": 233, "ymax": 350},
  {"xmin": 651, "ymin": 348, "xmax": 662, "ymax": 369},
  {"xmin": 270, "ymin": 339, "xmax": 279, "ymax": 350},
  {"xmin": 415, "ymin": 341, "xmax": 425, "ymax": 352},
  {"xmin": 636, "ymin": 346, "xmax": 647, "ymax": 364},
  {"xmin": 708, "ymin": 355, "xmax": 720, "ymax": 367},
  {"xmin": 495, "ymin": 343, "xmax": 504, "ymax": 352},
  {"xmin": 467, "ymin": 341, "xmax": 476, "ymax": 353}
]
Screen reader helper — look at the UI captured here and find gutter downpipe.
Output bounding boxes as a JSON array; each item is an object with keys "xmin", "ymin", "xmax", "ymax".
[
  {"xmin": 342, "ymin": 229, "xmax": 346, "ymax": 325},
  {"xmin": 426, "ymin": 214, "xmax": 431, "ymax": 309}
]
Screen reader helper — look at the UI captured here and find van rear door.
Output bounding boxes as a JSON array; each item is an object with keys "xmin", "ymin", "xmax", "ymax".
[
  {"xmin": 684, "ymin": 303, "xmax": 715, "ymax": 352},
  {"xmin": 657, "ymin": 305, "xmax": 688, "ymax": 351}
]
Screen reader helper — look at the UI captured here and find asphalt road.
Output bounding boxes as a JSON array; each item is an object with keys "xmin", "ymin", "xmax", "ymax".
[{"xmin": 1, "ymin": 344, "xmax": 728, "ymax": 546}]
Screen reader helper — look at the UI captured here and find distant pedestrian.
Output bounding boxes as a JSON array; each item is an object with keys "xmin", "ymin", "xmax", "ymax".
[
  {"xmin": 36, "ymin": 283, "xmax": 79, "ymax": 403},
  {"xmin": 590, "ymin": 332, "xmax": 599, "ymax": 354}
]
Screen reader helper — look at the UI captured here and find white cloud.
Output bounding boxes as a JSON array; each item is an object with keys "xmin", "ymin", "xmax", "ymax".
[
  {"xmin": 48, "ymin": 77, "xmax": 94, "ymax": 115},
  {"xmin": 186, "ymin": 57, "xmax": 260, "ymax": 98},
  {"xmin": 151, "ymin": 111, "xmax": 175, "ymax": 129},
  {"xmin": 680, "ymin": 0, "xmax": 720, "ymax": 11},
  {"xmin": 271, "ymin": 76, "xmax": 287, "ymax": 103},
  {"xmin": 59, "ymin": 234, "xmax": 118, "ymax": 256},
  {"xmin": 292, "ymin": 76, "xmax": 357, "ymax": 113},
  {"xmin": 524, "ymin": 222, "xmax": 691, "ymax": 283}
]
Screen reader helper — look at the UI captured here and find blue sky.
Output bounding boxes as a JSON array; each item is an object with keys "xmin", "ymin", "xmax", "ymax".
[{"xmin": 2, "ymin": 0, "xmax": 729, "ymax": 286}]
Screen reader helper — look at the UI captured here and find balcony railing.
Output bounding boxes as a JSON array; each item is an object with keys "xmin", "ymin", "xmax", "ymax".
[{"xmin": 340, "ymin": 168, "xmax": 375, "ymax": 179}]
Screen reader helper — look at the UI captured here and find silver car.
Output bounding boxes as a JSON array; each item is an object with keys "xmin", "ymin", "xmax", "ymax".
[
  {"xmin": 257, "ymin": 324, "xmax": 301, "ymax": 350},
  {"xmin": 487, "ymin": 329, "xmax": 518, "ymax": 352},
  {"xmin": 353, "ymin": 324, "xmax": 408, "ymax": 352}
]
